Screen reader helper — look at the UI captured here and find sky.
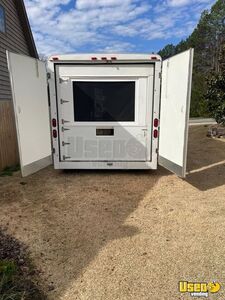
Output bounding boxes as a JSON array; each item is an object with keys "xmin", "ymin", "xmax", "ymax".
[{"xmin": 24, "ymin": 0, "xmax": 216, "ymax": 56}]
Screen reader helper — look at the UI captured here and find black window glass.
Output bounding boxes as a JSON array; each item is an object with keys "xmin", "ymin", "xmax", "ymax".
[
  {"xmin": 0, "ymin": 5, "xmax": 6, "ymax": 33},
  {"xmin": 73, "ymin": 81, "xmax": 135, "ymax": 122}
]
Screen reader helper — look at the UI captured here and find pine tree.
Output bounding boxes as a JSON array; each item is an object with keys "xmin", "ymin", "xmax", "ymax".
[
  {"xmin": 205, "ymin": 44, "xmax": 225, "ymax": 124},
  {"xmin": 158, "ymin": 44, "xmax": 176, "ymax": 59},
  {"xmin": 158, "ymin": 0, "xmax": 225, "ymax": 118}
]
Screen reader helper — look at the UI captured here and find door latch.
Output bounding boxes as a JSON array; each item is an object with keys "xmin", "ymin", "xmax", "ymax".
[
  {"xmin": 62, "ymin": 127, "xmax": 70, "ymax": 132},
  {"xmin": 63, "ymin": 155, "xmax": 71, "ymax": 160},
  {"xmin": 62, "ymin": 119, "xmax": 70, "ymax": 124},
  {"xmin": 62, "ymin": 141, "xmax": 70, "ymax": 146},
  {"xmin": 60, "ymin": 99, "xmax": 69, "ymax": 104},
  {"xmin": 142, "ymin": 129, "xmax": 148, "ymax": 137}
]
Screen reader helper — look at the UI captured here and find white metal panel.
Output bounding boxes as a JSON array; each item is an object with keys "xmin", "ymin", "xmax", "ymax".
[
  {"xmin": 58, "ymin": 64, "xmax": 154, "ymax": 77},
  {"xmin": 7, "ymin": 52, "xmax": 52, "ymax": 177},
  {"xmin": 62, "ymin": 126, "xmax": 148, "ymax": 161},
  {"xmin": 159, "ymin": 49, "xmax": 194, "ymax": 178},
  {"xmin": 56, "ymin": 65, "xmax": 153, "ymax": 162},
  {"xmin": 56, "ymin": 161, "xmax": 155, "ymax": 170}
]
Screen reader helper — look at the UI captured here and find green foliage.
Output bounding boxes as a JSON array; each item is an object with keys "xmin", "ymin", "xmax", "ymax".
[
  {"xmin": 158, "ymin": 44, "xmax": 176, "ymax": 59},
  {"xmin": 0, "ymin": 260, "xmax": 25, "ymax": 300},
  {"xmin": 0, "ymin": 261, "xmax": 17, "ymax": 279},
  {"xmin": 0, "ymin": 165, "xmax": 20, "ymax": 177},
  {"xmin": 0, "ymin": 230, "xmax": 46, "ymax": 300},
  {"xmin": 205, "ymin": 72, "xmax": 225, "ymax": 123},
  {"xmin": 205, "ymin": 38, "xmax": 225, "ymax": 125},
  {"xmin": 158, "ymin": 0, "xmax": 225, "ymax": 118},
  {"xmin": 205, "ymin": 45, "xmax": 225, "ymax": 124},
  {"xmin": 0, "ymin": 259, "xmax": 45, "ymax": 300}
]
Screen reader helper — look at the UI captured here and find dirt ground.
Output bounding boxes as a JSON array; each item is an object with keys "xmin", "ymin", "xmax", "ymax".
[{"xmin": 1, "ymin": 125, "xmax": 225, "ymax": 300}]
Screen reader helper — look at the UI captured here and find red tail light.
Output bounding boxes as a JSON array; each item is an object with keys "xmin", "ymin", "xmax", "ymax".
[
  {"xmin": 154, "ymin": 118, "xmax": 159, "ymax": 127},
  {"xmin": 52, "ymin": 118, "xmax": 57, "ymax": 128},
  {"xmin": 53, "ymin": 130, "xmax": 57, "ymax": 138},
  {"xmin": 153, "ymin": 129, "xmax": 158, "ymax": 138}
]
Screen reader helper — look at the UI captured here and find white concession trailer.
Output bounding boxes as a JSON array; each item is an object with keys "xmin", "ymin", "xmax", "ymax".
[{"xmin": 7, "ymin": 49, "xmax": 193, "ymax": 178}]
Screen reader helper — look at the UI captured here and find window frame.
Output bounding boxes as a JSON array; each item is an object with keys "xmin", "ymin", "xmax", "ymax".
[
  {"xmin": 0, "ymin": 4, "xmax": 6, "ymax": 34},
  {"xmin": 73, "ymin": 80, "xmax": 136, "ymax": 123}
]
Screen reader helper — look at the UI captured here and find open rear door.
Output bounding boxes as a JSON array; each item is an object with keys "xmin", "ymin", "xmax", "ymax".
[
  {"xmin": 7, "ymin": 52, "xmax": 52, "ymax": 177},
  {"xmin": 159, "ymin": 49, "xmax": 194, "ymax": 178}
]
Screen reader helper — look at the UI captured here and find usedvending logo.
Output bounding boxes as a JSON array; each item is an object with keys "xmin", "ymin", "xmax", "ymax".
[{"xmin": 179, "ymin": 281, "xmax": 221, "ymax": 297}]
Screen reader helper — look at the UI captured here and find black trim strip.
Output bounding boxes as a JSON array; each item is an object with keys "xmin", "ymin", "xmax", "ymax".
[
  {"xmin": 53, "ymin": 62, "xmax": 157, "ymax": 66},
  {"xmin": 53, "ymin": 64, "xmax": 62, "ymax": 161}
]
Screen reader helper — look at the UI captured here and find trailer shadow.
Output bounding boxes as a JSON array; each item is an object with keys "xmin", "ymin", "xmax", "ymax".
[
  {"xmin": 1, "ymin": 126, "xmax": 224, "ymax": 298},
  {"xmin": 186, "ymin": 126, "xmax": 225, "ymax": 191},
  {"xmin": 0, "ymin": 167, "xmax": 164, "ymax": 299}
]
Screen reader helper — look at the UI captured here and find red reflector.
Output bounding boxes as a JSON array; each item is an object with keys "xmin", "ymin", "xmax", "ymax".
[
  {"xmin": 153, "ymin": 129, "xmax": 158, "ymax": 138},
  {"xmin": 91, "ymin": 57, "xmax": 97, "ymax": 60},
  {"xmin": 53, "ymin": 129, "xmax": 57, "ymax": 138},
  {"xmin": 101, "ymin": 57, "xmax": 107, "ymax": 60},
  {"xmin": 52, "ymin": 57, "xmax": 59, "ymax": 61},
  {"xmin": 111, "ymin": 57, "xmax": 117, "ymax": 60},
  {"xmin": 154, "ymin": 118, "xmax": 159, "ymax": 127},
  {"xmin": 52, "ymin": 118, "xmax": 57, "ymax": 128},
  {"xmin": 151, "ymin": 56, "xmax": 157, "ymax": 60}
]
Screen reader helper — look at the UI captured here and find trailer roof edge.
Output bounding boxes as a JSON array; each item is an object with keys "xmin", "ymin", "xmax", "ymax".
[{"xmin": 48, "ymin": 53, "xmax": 162, "ymax": 62}]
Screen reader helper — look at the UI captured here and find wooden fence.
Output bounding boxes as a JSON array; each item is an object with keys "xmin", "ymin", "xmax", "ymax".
[{"xmin": 0, "ymin": 100, "xmax": 19, "ymax": 170}]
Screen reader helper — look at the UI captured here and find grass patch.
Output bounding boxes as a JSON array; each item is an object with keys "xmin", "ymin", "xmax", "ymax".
[
  {"xmin": 0, "ymin": 229, "xmax": 46, "ymax": 300},
  {"xmin": 0, "ymin": 165, "xmax": 20, "ymax": 177},
  {"xmin": 0, "ymin": 260, "xmax": 24, "ymax": 300}
]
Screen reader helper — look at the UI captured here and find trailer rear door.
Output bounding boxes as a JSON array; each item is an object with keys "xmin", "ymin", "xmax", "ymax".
[
  {"xmin": 159, "ymin": 49, "xmax": 194, "ymax": 178},
  {"xmin": 7, "ymin": 52, "xmax": 52, "ymax": 177},
  {"xmin": 56, "ymin": 64, "xmax": 154, "ymax": 162}
]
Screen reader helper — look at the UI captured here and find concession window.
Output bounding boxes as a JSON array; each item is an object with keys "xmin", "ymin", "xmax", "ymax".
[{"xmin": 73, "ymin": 81, "xmax": 135, "ymax": 122}]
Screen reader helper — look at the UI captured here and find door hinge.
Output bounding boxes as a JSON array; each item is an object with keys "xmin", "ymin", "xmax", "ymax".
[
  {"xmin": 47, "ymin": 72, "xmax": 51, "ymax": 79},
  {"xmin": 142, "ymin": 128, "xmax": 148, "ymax": 137},
  {"xmin": 35, "ymin": 60, "xmax": 39, "ymax": 78},
  {"xmin": 62, "ymin": 119, "xmax": 70, "ymax": 124},
  {"xmin": 62, "ymin": 127, "xmax": 70, "ymax": 132},
  {"xmin": 60, "ymin": 99, "xmax": 69, "ymax": 104},
  {"xmin": 159, "ymin": 72, "xmax": 161, "ymax": 79},
  {"xmin": 52, "ymin": 147, "xmax": 55, "ymax": 154},
  {"xmin": 63, "ymin": 155, "xmax": 71, "ymax": 160},
  {"xmin": 62, "ymin": 141, "xmax": 70, "ymax": 146}
]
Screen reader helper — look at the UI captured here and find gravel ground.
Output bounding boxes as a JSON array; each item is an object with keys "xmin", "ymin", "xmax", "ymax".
[{"xmin": 0, "ymin": 125, "xmax": 225, "ymax": 300}]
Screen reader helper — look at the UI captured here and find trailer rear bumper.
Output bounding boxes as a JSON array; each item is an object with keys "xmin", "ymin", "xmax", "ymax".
[{"xmin": 54, "ymin": 161, "xmax": 157, "ymax": 170}]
